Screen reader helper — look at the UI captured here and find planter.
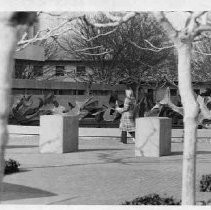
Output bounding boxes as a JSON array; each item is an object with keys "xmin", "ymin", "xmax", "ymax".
[
  {"xmin": 39, "ymin": 115, "xmax": 79, "ymax": 153},
  {"xmin": 135, "ymin": 117, "xmax": 172, "ymax": 157}
]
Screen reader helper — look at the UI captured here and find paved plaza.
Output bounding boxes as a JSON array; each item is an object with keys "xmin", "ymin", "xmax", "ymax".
[{"xmin": 1, "ymin": 134, "xmax": 211, "ymax": 204}]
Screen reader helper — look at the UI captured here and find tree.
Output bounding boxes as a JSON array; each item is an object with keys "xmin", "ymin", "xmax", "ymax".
[
  {"xmin": 192, "ymin": 37, "xmax": 211, "ymax": 81},
  {"xmin": 152, "ymin": 11, "xmax": 211, "ymax": 205},
  {"xmin": 49, "ymin": 13, "xmax": 132, "ymax": 86},
  {"xmin": 51, "ymin": 13, "xmax": 176, "ymax": 100},
  {"xmin": 112, "ymin": 13, "xmax": 177, "ymax": 100},
  {"xmin": 83, "ymin": 11, "xmax": 211, "ymax": 205},
  {"xmin": 0, "ymin": 11, "xmax": 85, "ymax": 197},
  {"xmin": 2, "ymin": 11, "xmax": 211, "ymax": 205},
  {"xmin": 0, "ymin": 11, "xmax": 37, "ymax": 197}
]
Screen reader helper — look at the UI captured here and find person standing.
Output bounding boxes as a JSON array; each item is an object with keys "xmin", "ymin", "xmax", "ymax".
[
  {"xmin": 52, "ymin": 100, "xmax": 66, "ymax": 114},
  {"xmin": 116, "ymin": 87, "xmax": 136, "ymax": 144}
]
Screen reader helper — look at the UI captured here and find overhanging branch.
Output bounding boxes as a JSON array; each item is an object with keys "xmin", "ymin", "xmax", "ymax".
[
  {"xmin": 127, "ymin": 39, "xmax": 174, "ymax": 52},
  {"xmin": 84, "ymin": 12, "xmax": 137, "ymax": 28},
  {"xmin": 152, "ymin": 12, "xmax": 179, "ymax": 42}
]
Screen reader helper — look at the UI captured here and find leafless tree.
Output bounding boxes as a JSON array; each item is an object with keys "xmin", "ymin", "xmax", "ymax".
[
  {"xmin": 192, "ymin": 37, "xmax": 211, "ymax": 81},
  {"xmin": 2, "ymin": 11, "xmax": 211, "ymax": 205},
  {"xmin": 0, "ymin": 11, "xmax": 37, "ymax": 198},
  {"xmin": 51, "ymin": 13, "xmax": 177, "ymax": 100},
  {"xmin": 82, "ymin": 11, "xmax": 211, "ymax": 205}
]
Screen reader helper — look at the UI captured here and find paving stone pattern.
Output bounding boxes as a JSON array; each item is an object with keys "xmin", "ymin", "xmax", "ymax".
[{"xmin": 2, "ymin": 135, "xmax": 211, "ymax": 204}]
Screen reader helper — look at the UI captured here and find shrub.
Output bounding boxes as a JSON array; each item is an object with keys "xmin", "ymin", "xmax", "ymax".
[
  {"xmin": 122, "ymin": 193, "xmax": 181, "ymax": 205},
  {"xmin": 200, "ymin": 174, "xmax": 211, "ymax": 192},
  {"xmin": 4, "ymin": 159, "xmax": 20, "ymax": 175}
]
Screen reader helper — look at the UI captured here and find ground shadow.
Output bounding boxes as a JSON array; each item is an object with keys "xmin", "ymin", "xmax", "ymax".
[
  {"xmin": 5, "ymin": 168, "xmax": 31, "ymax": 176},
  {"xmin": 1, "ymin": 182, "xmax": 56, "ymax": 201},
  {"xmin": 170, "ymin": 151, "xmax": 183, "ymax": 156},
  {"xmin": 97, "ymin": 152, "xmax": 131, "ymax": 165},
  {"xmin": 48, "ymin": 196, "xmax": 79, "ymax": 205},
  {"xmin": 171, "ymin": 151, "xmax": 211, "ymax": 156},
  {"xmin": 78, "ymin": 148, "xmax": 126, "ymax": 152},
  {"xmin": 6, "ymin": 145, "xmax": 38, "ymax": 149}
]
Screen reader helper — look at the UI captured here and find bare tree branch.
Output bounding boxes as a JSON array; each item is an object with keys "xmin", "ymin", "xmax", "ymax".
[
  {"xmin": 75, "ymin": 45, "xmax": 103, "ymax": 52},
  {"xmin": 16, "ymin": 13, "xmax": 119, "ymax": 53},
  {"xmin": 193, "ymin": 11, "xmax": 207, "ymax": 23},
  {"xmin": 17, "ymin": 27, "xmax": 73, "ymax": 51},
  {"xmin": 152, "ymin": 12, "xmax": 179, "ymax": 41},
  {"xmin": 193, "ymin": 49, "xmax": 211, "ymax": 55},
  {"xmin": 39, "ymin": 12, "xmax": 63, "ymax": 17},
  {"xmin": 103, "ymin": 12, "xmax": 122, "ymax": 22},
  {"xmin": 144, "ymin": 39, "xmax": 175, "ymax": 51},
  {"xmin": 16, "ymin": 15, "xmax": 86, "ymax": 51},
  {"xmin": 197, "ymin": 95, "xmax": 211, "ymax": 122},
  {"xmin": 194, "ymin": 24, "xmax": 211, "ymax": 36},
  {"xmin": 84, "ymin": 12, "xmax": 137, "ymax": 28},
  {"xmin": 81, "ymin": 28, "xmax": 117, "ymax": 42},
  {"xmin": 79, "ymin": 50, "xmax": 113, "ymax": 56},
  {"xmin": 127, "ymin": 39, "xmax": 174, "ymax": 52}
]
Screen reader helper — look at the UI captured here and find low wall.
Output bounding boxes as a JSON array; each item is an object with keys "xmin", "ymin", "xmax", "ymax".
[
  {"xmin": 8, "ymin": 125, "xmax": 39, "ymax": 135},
  {"xmin": 7, "ymin": 125, "xmax": 211, "ymax": 142},
  {"xmin": 7, "ymin": 125, "xmax": 121, "ymax": 137}
]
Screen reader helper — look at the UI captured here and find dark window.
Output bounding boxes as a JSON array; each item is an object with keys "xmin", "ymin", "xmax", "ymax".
[
  {"xmin": 170, "ymin": 89, "xmax": 177, "ymax": 96},
  {"xmin": 101, "ymin": 90, "xmax": 109, "ymax": 95},
  {"xmin": 61, "ymin": 90, "xmax": 74, "ymax": 95},
  {"xmin": 92, "ymin": 90, "xmax": 110, "ymax": 96},
  {"xmin": 72, "ymin": 90, "xmax": 77, "ymax": 95},
  {"xmin": 56, "ymin": 90, "xmax": 62, "ymax": 95},
  {"xmin": 77, "ymin": 90, "xmax": 85, "ymax": 95},
  {"xmin": 55, "ymin": 89, "xmax": 77, "ymax": 95},
  {"xmin": 42, "ymin": 89, "xmax": 54, "ymax": 95},
  {"xmin": 12, "ymin": 88, "xmax": 24, "ymax": 95},
  {"xmin": 147, "ymin": 89, "xmax": 154, "ymax": 102},
  {"xmin": 14, "ymin": 64, "xmax": 43, "ymax": 79},
  {"xmin": 194, "ymin": 89, "xmax": 200, "ymax": 95},
  {"xmin": 76, "ymin": 66, "xmax": 86, "ymax": 75},
  {"xmin": 25, "ymin": 89, "xmax": 42, "ymax": 95},
  {"xmin": 14, "ymin": 63, "xmax": 30, "ymax": 79},
  {"xmin": 55, "ymin": 66, "xmax": 65, "ymax": 76},
  {"xmin": 92, "ymin": 90, "xmax": 99, "ymax": 95},
  {"xmin": 60, "ymin": 90, "xmax": 69, "ymax": 95},
  {"xmin": 34, "ymin": 65, "xmax": 43, "ymax": 76},
  {"xmin": 53, "ymin": 90, "xmax": 59, "ymax": 95},
  {"xmin": 148, "ymin": 89, "xmax": 154, "ymax": 97},
  {"xmin": 14, "ymin": 63, "xmax": 24, "ymax": 78}
]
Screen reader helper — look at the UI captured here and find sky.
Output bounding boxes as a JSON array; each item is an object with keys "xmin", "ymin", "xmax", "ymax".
[
  {"xmin": 1, "ymin": 0, "xmax": 211, "ymax": 11},
  {"xmin": 38, "ymin": 11, "xmax": 191, "ymax": 32}
]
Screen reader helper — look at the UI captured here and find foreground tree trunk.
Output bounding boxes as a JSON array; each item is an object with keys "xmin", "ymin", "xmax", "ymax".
[
  {"xmin": 177, "ymin": 41, "xmax": 199, "ymax": 205},
  {"xmin": 0, "ymin": 13, "xmax": 18, "ymax": 196},
  {"xmin": 0, "ymin": 12, "xmax": 37, "ymax": 199},
  {"xmin": 151, "ymin": 11, "xmax": 208, "ymax": 204}
]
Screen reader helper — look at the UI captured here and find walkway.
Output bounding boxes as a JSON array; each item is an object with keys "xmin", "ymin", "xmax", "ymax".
[{"xmin": 2, "ymin": 135, "xmax": 211, "ymax": 204}]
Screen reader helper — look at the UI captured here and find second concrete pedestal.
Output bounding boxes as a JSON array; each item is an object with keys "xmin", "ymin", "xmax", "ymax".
[
  {"xmin": 39, "ymin": 115, "xmax": 79, "ymax": 154},
  {"xmin": 135, "ymin": 117, "xmax": 171, "ymax": 157}
]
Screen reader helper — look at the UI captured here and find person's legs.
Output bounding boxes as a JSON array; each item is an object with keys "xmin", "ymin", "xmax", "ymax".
[
  {"xmin": 129, "ymin": 131, "xmax": 135, "ymax": 138},
  {"xmin": 121, "ymin": 131, "xmax": 127, "ymax": 144},
  {"xmin": 129, "ymin": 131, "xmax": 135, "ymax": 142}
]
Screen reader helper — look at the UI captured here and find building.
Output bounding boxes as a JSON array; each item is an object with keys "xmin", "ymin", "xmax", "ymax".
[
  {"xmin": 12, "ymin": 12, "xmax": 211, "ymax": 109},
  {"xmin": 11, "ymin": 78, "xmax": 126, "ymax": 109}
]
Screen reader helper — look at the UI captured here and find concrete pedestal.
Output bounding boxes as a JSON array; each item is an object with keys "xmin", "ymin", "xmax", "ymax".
[
  {"xmin": 39, "ymin": 115, "xmax": 79, "ymax": 153},
  {"xmin": 135, "ymin": 117, "xmax": 171, "ymax": 157}
]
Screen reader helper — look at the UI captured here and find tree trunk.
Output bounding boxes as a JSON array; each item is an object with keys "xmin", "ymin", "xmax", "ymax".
[
  {"xmin": 177, "ymin": 41, "xmax": 199, "ymax": 205},
  {"xmin": 0, "ymin": 14, "xmax": 18, "ymax": 197}
]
